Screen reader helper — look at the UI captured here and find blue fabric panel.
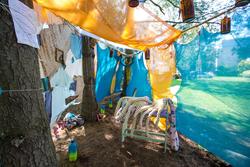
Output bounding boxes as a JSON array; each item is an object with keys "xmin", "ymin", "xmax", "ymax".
[
  {"xmin": 45, "ymin": 90, "xmax": 52, "ymax": 123},
  {"xmin": 175, "ymin": 28, "xmax": 219, "ymax": 81},
  {"xmin": 70, "ymin": 34, "xmax": 82, "ymax": 60},
  {"xmin": 126, "ymin": 52, "xmax": 152, "ymax": 99},
  {"xmin": 95, "ymin": 43, "xmax": 117, "ymax": 102},
  {"xmin": 174, "ymin": 11, "xmax": 250, "ymax": 167}
]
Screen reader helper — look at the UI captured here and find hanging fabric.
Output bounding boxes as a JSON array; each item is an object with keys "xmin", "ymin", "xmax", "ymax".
[
  {"xmin": 70, "ymin": 34, "xmax": 82, "ymax": 60},
  {"xmin": 175, "ymin": 25, "xmax": 250, "ymax": 167},
  {"xmin": 34, "ymin": 0, "xmax": 181, "ymax": 50},
  {"xmin": 147, "ymin": 45, "xmax": 176, "ymax": 100},
  {"xmin": 65, "ymin": 50, "xmax": 83, "ymax": 79},
  {"xmin": 41, "ymin": 77, "xmax": 50, "ymax": 91},
  {"xmin": 50, "ymin": 67, "xmax": 73, "ymax": 125},
  {"xmin": 95, "ymin": 43, "xmax": 118, "ymax": 102},
  {"xmin": 50, "ymin": 67, "xmax": 72, "ymax": 88},
  {"xmin": 38, "ymin": 57, "xmax": 46, "ymax": 78},
  {"xmin": 126, "ymin": 52, "xmax": 152, "ymax": 99},
  {"xmin": 33, "ymin": 1, "xmax": 64, "ymax": 25},
  {"xmin": 9, "ymin": 0, "xmax": 40, "ymax": 48}
]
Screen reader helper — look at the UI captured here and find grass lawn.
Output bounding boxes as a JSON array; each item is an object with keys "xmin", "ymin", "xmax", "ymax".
[
  {"xmin": 175, "ymin": 77, "xmax": 250, "ymax": 167},
  {"xmin": 171, "ymin": 79, "xmax": 182, "ymax": 87}
]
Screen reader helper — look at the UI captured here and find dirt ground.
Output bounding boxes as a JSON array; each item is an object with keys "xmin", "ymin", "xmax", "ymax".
[{"xmin": 53, "ymin": 107, "xmax": 231, "ymax": 167}]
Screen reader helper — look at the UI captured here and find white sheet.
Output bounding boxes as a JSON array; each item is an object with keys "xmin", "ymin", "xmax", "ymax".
[
  {"xmin": 65, "ymin": 50, "xmax": 83, "ymax": 78},
  {"xmin": 9, "ymin": 0, "xmax": 40, "ymax": 48},
  {"xmin": 50, "ymin": 67, "xmax": 74, "ymax": 125}
]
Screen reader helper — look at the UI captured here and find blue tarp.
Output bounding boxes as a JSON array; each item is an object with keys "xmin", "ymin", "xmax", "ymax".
[
  {"xmin": 126, "ymin": 53, "xmax": 152, "ymax": 99},
  {"xmin": 95, "ymin": 43, "xmax": 118, "ymax": 102},
  {"xmin": 175, "ymin": 9, "xmax": 250, "ymax": 166},
  {"xmin": 95, "ymin": 49, "xmax": 152, "ymax": 100}
]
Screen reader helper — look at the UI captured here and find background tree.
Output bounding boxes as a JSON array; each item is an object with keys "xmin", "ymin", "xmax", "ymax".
[
  {"xmin": 81, "ymin": 36, "xmax": 98, "ymax": 121},
  {"xmin": 0, "ymin": 0, "xmax": 57, "ymax": 166},
  {"xmin": 146, "ymin": 0, "xmax": 241, "ymax": 43}
]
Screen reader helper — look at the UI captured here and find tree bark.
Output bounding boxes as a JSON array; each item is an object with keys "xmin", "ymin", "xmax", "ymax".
[
  {"xmin": 122, "ymin": 57, "xmax": 132, "ymax": 97},
  {"xmin": 81, "ymin": 36, "xmax": 98, "ymax": 121},
  {"xmin": 0, "ymin": 0, "xmax": 57, "ymax": 166},
  {"xmin": 122, "ymin": 65, "xmax": 128, "ymax": 97}
]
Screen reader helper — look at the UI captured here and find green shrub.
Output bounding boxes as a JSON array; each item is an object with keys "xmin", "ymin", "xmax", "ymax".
[
  {"xmin": 217, "ymin": 66, "xmax": 238, "ymax": 76},
  {"xmin": 238, "ymin": 59, "xmax": 250, "ymax": 73},
  {"xmin": 241, "ymin": 70, "xmax": 250, "ymax": 78}
]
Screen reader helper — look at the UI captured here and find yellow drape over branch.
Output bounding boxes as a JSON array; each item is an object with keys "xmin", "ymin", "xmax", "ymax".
[{"xmin": 34, "ymin": 0, "xmax": 181, "ymax": 50}]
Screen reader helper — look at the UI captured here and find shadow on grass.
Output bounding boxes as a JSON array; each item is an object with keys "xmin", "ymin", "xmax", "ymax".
[{"xmin": 176, "ymin": 102, "xmax": 250, "ymax": 167}]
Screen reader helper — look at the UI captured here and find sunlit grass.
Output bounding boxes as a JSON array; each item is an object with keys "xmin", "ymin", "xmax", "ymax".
[{"xmin": 176, "ymin": 76, "xmax": 250, "ymax": 166}]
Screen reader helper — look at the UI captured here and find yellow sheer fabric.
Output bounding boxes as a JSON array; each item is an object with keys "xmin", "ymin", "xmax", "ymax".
[
  {"xmin": 34, "ymin": 0, "xmax": 181, "ymax": 50},
  {"xmin": 147, "ymin": 45, "xmax": 176, "ymax": 100},
  {"xmin": 33, "ymin": 2, "xmax": 63, "ymax": 24}
]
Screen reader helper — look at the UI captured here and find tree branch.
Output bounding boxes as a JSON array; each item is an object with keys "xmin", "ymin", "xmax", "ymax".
[
  {"xmin": 182, "ymin": 6, "xmax": 236, "ymax": 33},
  {"xmin": 165, "ymin": 0, "xmax": 180, "ymax": 9},
  {"xmin": 148, "ymin": 0, "xmax": 165, "ymax": 15},
  {"xmin": 135, "ymin": 20, "xmax": 219, "ymax": 24}
]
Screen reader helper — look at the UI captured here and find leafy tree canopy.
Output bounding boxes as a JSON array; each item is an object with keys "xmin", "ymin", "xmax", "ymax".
[{"xmin": 144, "ymin": 0, "xmax": 250, "ymax": 43}]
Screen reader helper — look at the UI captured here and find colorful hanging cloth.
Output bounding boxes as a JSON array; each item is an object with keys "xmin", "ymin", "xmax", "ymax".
[
  {"xmin": 33, "ymin": 1, "xmax": 64, "ymax": 25},
  {"xmin": 70, "ymin": 34, "xmax": 82, "ymax": 60},
  {"xmin": 126, "ymin": 52, "xmax": 152, "ymax": 99},
  {"xmin": 95, "ymin": 43, "xmax": 118, "ymax": 102},
  {"xmin": 34, "ymin": 0, "xmax": 181, "ymax": 50},
  {"xmin": 9, "ymin": 0, "xmax": 40, "ymax": 48},
  {"xmin": 147, "ymin": 45, "xmax": 176, "ymax": 100},
  {"xmin": 65, "ymin": 50, "xmax": 83, "ymax": 79}
]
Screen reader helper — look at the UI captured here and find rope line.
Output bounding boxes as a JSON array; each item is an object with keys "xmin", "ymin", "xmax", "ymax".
[{"xmin": 0, "ymin": 87, "xmax": 43, "ymax": 95}]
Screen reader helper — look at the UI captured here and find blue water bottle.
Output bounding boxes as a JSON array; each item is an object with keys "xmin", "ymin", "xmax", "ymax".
[{"xmin": 68, "ymin": 139, "xmax": 77, "ymax": 162}]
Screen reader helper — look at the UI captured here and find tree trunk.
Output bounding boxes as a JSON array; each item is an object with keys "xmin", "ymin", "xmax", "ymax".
[
  {"xmin": 81, "ymin": 36, "xmax": 98, "ymax": 121},
  {"xmin": 122, "ymin": 65, "xmax": 128, "ymax": 97},
  {"xmin": 0, "ymin": 0, "xmax": 57, "ymax": 166},
  {"xmin": 122, "ymin": 57, "xmax": 131, "ymax": 97}
]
